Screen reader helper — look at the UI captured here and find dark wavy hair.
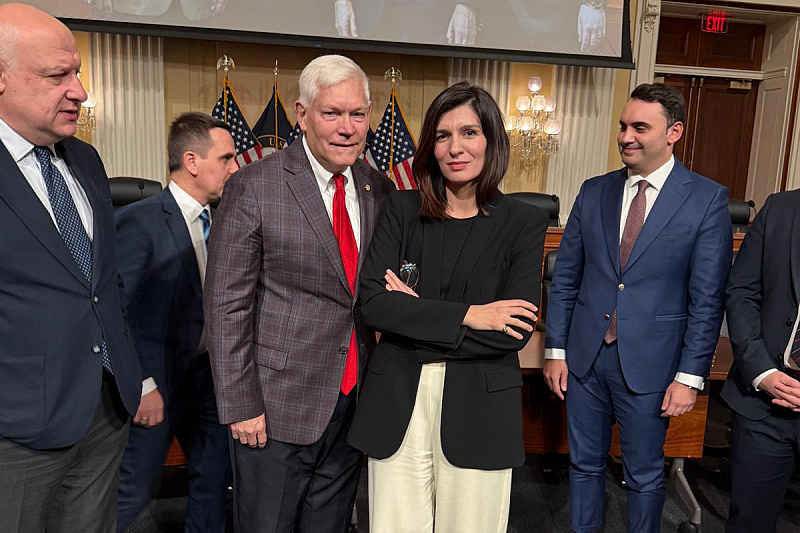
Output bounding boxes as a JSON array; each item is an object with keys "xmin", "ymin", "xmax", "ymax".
[
  {"xmin": 414, "ymin": 82, "xmax": 509, "ymax": 219},
  {"xmin": 630, "ymin": 83, "xmax": 686, "ymax": 128}
]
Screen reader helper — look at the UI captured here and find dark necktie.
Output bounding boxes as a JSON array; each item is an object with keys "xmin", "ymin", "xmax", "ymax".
[
  {"xmin": 604, "ymin": 179, "xmax": 649, "ymax": 344},
  {"xmin": 332, "ymin": 174, "xmax": 359, "ymax": 395},
  {"xmin": 199, "ymin": 209, "xmax": 211, "ymax": 248},
  {"xmin": 33, "ymin": 146, "xmax": 113, "ymax": 373},
  {"xmin": 791, "ymin": 325, "xmax": 800, "ymax": 367}
]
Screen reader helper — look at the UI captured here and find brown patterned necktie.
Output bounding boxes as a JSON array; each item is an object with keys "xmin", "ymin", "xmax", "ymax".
[{"xmin": 605, "ymin": 179, "xmax": 650, "ymax": 344}]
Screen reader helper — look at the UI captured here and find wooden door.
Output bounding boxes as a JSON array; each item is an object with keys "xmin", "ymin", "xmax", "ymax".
[{"xmin": 661, "ymin": 74, "xmax": 758, "ymax": 200}]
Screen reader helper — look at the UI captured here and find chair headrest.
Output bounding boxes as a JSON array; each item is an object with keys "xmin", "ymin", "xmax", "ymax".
[
  {"xmin": 109, "ymin": 177, "xmax": 163, "ymax": 207},
  {"xmin": 729, "ymin": 199, "xmax": 755, "ymax": 225},
  {"xmin": 507, "ymin": 192, "xmax": 560, "ymax": 227}
]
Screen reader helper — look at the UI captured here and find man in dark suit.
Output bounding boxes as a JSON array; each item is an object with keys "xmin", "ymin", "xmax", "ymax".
[
  {"xmin": 204, "ymin": 54, "xmax": 394, "ymax": 533},
  {"xmin": 115, "ymin": 112, "xmax": 237, "ymax": 532},
  {"xmin": 722, "ymin": 190, "xmax": 800, "ymax": 532},
  {"xmin": 543, "ymin": 83, "xmax": 732, "ymax": 533},
  {"xmin": 0, "ymin": 4, "xmax": 142, "ymax": 532}
]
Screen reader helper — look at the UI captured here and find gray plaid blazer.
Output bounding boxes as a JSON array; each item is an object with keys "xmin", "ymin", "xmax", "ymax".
[{"xmin": 204, "ymin": 138, "xmax": 394, "ymax": 445}]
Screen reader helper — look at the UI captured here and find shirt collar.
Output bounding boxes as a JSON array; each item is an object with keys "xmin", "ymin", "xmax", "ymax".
[
  {"xmin": 626, "ymin": 155, "xmax": 674, "ymax": 192},
  {"xmin": 168, "ymin": 180, "xmax": 207, "ymax": 221},
  {"xmin": 0, "ymin": 117, "xmax": 56, "ymax": 163},
  {"xmin": 301, "ymin": 135, "xmax": 354, "ymax": 191}
]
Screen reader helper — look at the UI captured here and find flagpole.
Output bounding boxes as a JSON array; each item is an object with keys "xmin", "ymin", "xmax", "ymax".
[
  {"xmin": 384, "ymin": 67, "xmax": 402, "ymax": 177},
  {"xmin": 274, "ymin": 60, "xmax": 279, "ymax": 151},
  {"xmin": 216, "ymin": 55, "xmax": 236, "ymax": 123}
]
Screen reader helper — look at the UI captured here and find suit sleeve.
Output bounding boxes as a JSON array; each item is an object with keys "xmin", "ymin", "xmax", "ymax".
[
  {"xmin": 544, "ymin": 182, "xmax": 586, "ymax": 351},
  {"xmin": 115, "ymin": 208, "xmax": 164, "ymax": 385},
  {"xmin": 678, "ymin": 185, "xmax": 733, "ymax": 377},
  {"xmin": 726, "ymin": 194, "xmax": 776, "ymax": 387},
  {"xmin": 203, "ymin": 173, "xmax": 264, "ymax": 425},
  {"xmin": 360, "ymin": 194, "xmax": 548, "ymax": 360}
]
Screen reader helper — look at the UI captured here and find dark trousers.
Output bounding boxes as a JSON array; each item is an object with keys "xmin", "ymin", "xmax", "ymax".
[
  {"xmin": 231, "ymin": 392, "xmax": 362, "ymax": 533},
  {"xmin": 0, "ymin": 372, "xmax": 130, "ymax": 533},
  {"xmin": 726, "ymin": 409, "xmax": 800, "ymax": 533},
  {"xmin": 567, "ymin": 342, "xmax": 670, "ymax": 533},
  {"xmin": 117, "ymin": 354, "xmax": 230, "ymax": 533}
]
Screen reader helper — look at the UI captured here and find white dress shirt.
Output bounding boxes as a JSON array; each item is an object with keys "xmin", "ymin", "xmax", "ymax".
[
  {"xmin": 0, "ymin": 117, "xmax": 94, "ymax": 239},
  {"xmin": 141, "ymin": 181, "xmax": 211, "ymax": 396},
  {"xmin": 545, "ymin": 156, "xmax": 704, "ymax": 390},
  {"xmin": 752, "ymin": 306, "xmax": 800, "ymax": 390},
  {"xmin": 302, "ymin": 136, "xmax": 361, "ymax": 250}
]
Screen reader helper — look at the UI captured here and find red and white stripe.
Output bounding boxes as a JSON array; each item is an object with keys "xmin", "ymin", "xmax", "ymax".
[
  {"xmin": 236, "ymin": 145, "xmax": 264, "ymax": 168},
  {"xmin": 387, "ymin": 157, "xmax": 417, "ymax": 190}
]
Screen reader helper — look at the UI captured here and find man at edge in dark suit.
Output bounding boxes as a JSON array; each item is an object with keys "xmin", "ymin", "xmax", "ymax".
[
  {"xmin": 543, "ymin": 83, "xmax": 732, "ymax": 533},
  {"xmin": 0, "ymin": 4, "xmax": 142, "ymax": 532},
  {"xmin": 204, "ymin": 54, "xmax": 394, "ymax": 533},
  {"xmin": 115, "ymin": 112, "xmax": 237, "ymax": 532},
  {"xmin": 723, "ymin": 189, "xmax": 800, "ymax": 532}
]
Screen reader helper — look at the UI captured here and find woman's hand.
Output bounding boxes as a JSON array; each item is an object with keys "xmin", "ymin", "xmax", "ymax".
[
  {"xmin": 384, "ymin": 269, "xmax": 419, "ymax": 298},
  {"xmin": 462, "ymin": 300, "xmax": 538, "ymax": 340}
]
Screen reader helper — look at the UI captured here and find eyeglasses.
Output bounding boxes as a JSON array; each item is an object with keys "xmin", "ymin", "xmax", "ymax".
[{"xmin": 398, "ymin": 260, "xmax": 419, "ymax": 291}]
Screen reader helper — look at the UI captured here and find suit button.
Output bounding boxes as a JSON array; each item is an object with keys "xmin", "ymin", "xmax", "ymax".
[
  {"xmin": 787, "ymin": 318, "xmax": 795, "ymax": 327},
  {"xmin": 604, "ymin": 314, "xmax": 610, "ymax": 320},
  {"xmin": 93, "ymin": 296, "xmax": 99, "ymax": 304},
  {"xmin": 618, "ymin": 284, "xmax": 625, "ymax": 291},
  {"xmin": 339, "ymin": 346, "xmax": 348, "ymax": 354},
  {"xmin": 91, "ymin": 345, "xmax": 101, "ymax": 354}
]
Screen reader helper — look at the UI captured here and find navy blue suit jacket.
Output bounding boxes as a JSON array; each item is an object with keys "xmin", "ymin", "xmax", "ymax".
[
  {"xmin": 115, "ymin": 188, "xmax": 205, "ymax": 395},
  {"xmin": 0, "ymin": 137, "xmax": 141, "ymax": 449},
  {"xmin": 545, "ymin": 160, "xmax": 732, "ymax": 393},
  {"xmin": 722, "ymin": 190, "xmax": 800, "ymax": 420}
]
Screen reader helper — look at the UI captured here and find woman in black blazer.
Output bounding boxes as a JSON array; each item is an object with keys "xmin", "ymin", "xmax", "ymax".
[{"xmin": 348, "ymin": 82, "xmax": 549, "ymax": 532}]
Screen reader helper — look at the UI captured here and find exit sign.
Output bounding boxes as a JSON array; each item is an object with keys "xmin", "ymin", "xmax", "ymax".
[{"xmin": 702, "ymin": 10, "xmax": 729, "ymax": 33}]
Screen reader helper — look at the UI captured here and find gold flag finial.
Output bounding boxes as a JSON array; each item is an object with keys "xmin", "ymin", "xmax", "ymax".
[{"xmin": 216, "ymin": 55, "xmax": 236, "ymax": 78}]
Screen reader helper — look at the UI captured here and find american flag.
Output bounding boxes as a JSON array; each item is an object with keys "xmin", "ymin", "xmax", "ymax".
[
  {"xmin": 367, "ymin": 91, "xmax": 417, "ymax": 190},
  {"xmin": 285, "ymin": 121, "xmax": 303, "ymax": 146},
  {"xmin": 211, "ymin": 77, "xmax": 263, "ymax": 167},
  {"xmin": 252, "ymin": 83, "xmax": 294, "ymax": 155}
]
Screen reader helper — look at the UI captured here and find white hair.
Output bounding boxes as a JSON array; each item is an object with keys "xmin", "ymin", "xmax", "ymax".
[{"xmin": 298, "ymin": 54, "xmax": 370, "ymax": 108}]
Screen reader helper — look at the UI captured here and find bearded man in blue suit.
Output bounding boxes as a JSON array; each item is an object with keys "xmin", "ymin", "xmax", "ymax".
[{"xmin": 544, "ymin": 83, "xmax": 732, "ymax": 533}]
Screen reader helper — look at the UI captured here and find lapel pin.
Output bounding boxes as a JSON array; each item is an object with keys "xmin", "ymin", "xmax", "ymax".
[{"xmin": 364, "ymin": 184, "xmax": 371, "ymax": 192}]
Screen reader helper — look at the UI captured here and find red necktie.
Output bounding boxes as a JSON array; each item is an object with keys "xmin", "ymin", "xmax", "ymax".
[
  {"xmin": 605, "ymin": 179, "xmax": 649, "ymax": 344},
  {"xmin": 332, "ymin": 174, "xmax": 359, "ymax": 394}
]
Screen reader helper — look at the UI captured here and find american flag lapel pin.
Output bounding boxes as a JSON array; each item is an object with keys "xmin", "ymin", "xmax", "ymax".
[{"xmin": 364, "ymin": 184, "xmax": 371, "ymax": 192}]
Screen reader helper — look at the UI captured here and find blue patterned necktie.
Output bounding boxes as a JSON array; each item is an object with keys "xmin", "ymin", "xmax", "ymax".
[
  {"xmin": 198, "ymin": 209, "xmax": 211, "ymax": 248},
  {"xmin": 33, "ymin": 146, "xmax": 113, "ymax": 374}
]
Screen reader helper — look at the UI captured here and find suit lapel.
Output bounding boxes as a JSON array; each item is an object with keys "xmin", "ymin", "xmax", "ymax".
[
  {"xmin": 352, "ymin": 161, "xmax": 377, "ymax": 301},
  {"xmin": 790, "ymin": 204, "xmax": 800, "ymax": 306},
  {"xmin": 161, "ymin": 189, "xmax": 202, "ymax": 298},
  {"xmin": 0, "ymin": 141, "xmax": 89, "ymax": 287},
  {"xmin": 445, "ymin": 192, "xmax": 503, "ymax": 301},
  {"xmin": 601, "ymin": 170, "xmax": 626, "ymax": 276},
  {"xmin": 624, "ymin": 161, "xmax": 691, "ymax": 272},
  {"xmin": 59, "ymin": 141, "xmax": 103, "ymax": 289},
  {"xmin": 284, "ymin": 141, "xmax": 351, "ymax": 295}
]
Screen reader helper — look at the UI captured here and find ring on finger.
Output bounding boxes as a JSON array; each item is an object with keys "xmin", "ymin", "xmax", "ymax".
[{"xmin": 502, "ymin": 325, "xmax": 508, "ymax": 334}]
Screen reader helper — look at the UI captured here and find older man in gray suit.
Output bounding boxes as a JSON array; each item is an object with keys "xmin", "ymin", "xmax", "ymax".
[{"xmin": 204, "ymin": 54, "xmax": 394, "ymax": 533}]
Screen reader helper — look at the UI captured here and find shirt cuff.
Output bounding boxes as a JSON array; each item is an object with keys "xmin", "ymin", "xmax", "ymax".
[
  {"xmin": 141, "ymin": 377, "xmax": 158, "ymax": 396},
  {"xmin": 753, "ymin": 368, "xmax": 778, "ymax": 391},
  {"xmin": 675, "ymin": 372, "xmax": 704, "ymax": 391},
  {"xmin": 545, "ymin": 348, "xmax": 566, "ymax": 360}
]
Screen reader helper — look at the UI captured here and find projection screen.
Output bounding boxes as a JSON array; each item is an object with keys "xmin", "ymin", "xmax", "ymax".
[{"xmin": 32, "ymin": 0, "xmax": 633, "ymax": 68}]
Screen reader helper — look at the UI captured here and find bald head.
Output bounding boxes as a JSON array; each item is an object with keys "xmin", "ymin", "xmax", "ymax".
[{"xmin": 0, "ymin": 4, "xmax": 87, "ymax": 145}]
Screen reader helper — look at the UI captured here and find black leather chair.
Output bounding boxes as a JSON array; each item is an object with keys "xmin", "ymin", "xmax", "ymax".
[
  {"xmin": 536, "ymin": 249, "xmax": 558, "ymax": 331},
  {"xmin": 729, "ymin": 199, "xmax": 755, "ymax": 234},
  {"xmin": 507, "ymin": 192, "xmax": 560, "ymax": 227},
  {"xmin": 109, "ymin": 177, "xmax": 163, "ymax": 208}
]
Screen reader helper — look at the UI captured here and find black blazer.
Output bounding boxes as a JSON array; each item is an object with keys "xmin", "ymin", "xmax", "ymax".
[
  {"xmin": 348, "ymin": 190, "xmax": 549, "ymax": 470},
  {"xmin": 114, "ymin": 188, "xmax": 205, "ymax": 394},
  {"xmin": 722, "ymin": 190, "xmax": 800, "ymax": 420},
  {"xmin": 0, "ymin": 137, "xmax": 141, "ymax": 449}
]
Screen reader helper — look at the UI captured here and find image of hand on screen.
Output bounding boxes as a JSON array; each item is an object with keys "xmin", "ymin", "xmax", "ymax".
[
  {"xmin": 335, "ymin": 0, "xmax": 359, "ymax": 36},
  {"xmin": 446, "ymin": 3, "xmax": 477, "ymax": 45},
  {"xmin": 578, "ymin": 0, "xmax": 606, "ymax": 52}
]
